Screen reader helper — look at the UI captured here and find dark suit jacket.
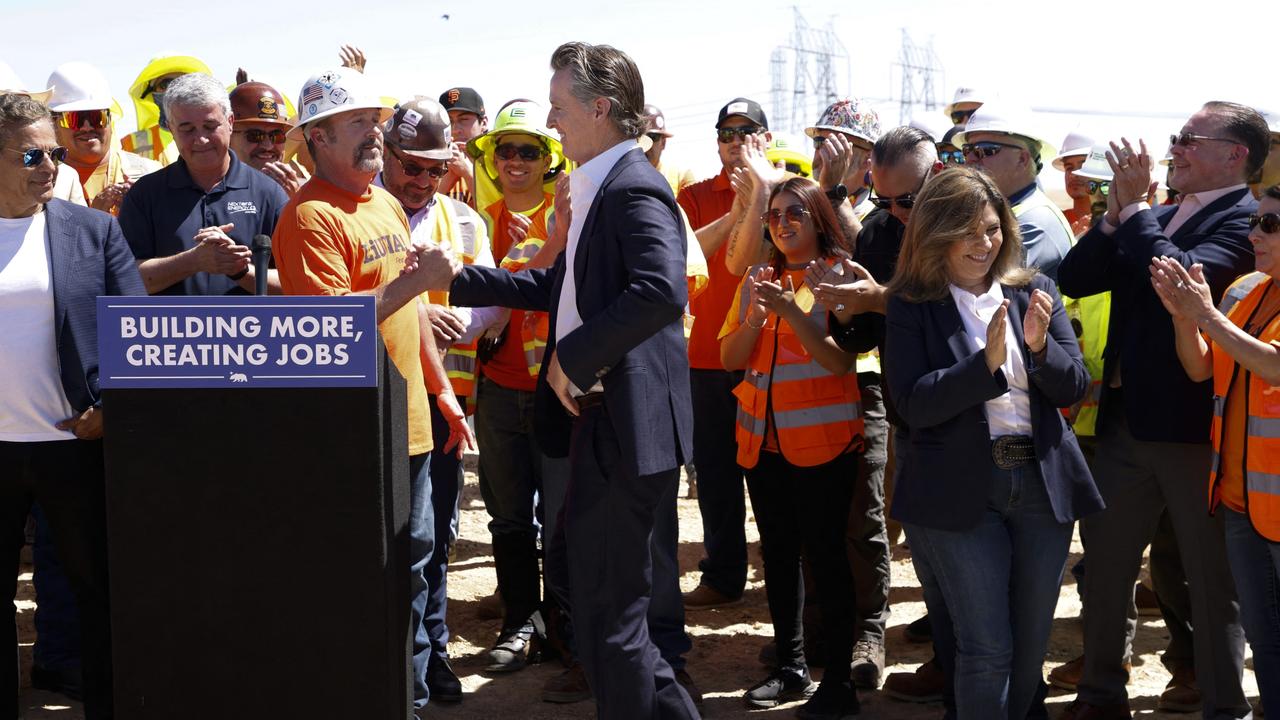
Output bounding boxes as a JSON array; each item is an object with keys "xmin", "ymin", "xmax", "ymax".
[
  {"xmin": 449, "ymin": 147, "xmax": 693, "ymax": 478},
  {"xmin": 885, "ymin": 275, "xmax": 1104, "ymax": 531},
  {"xmin": 44, "ymin": 199, "xmax": 147, "ymax": 411},
  {"xmin": 1057, "ymin": 189, "xmax": 1256, "ymax": 443}
]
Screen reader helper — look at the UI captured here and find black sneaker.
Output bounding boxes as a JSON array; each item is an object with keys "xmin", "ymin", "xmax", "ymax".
[
  {"xmin": 427, "ymin": 655, "xmax": 463, "ymax": 703},
  {"xmin": 904, "ymin": 614, "xmax": 932, "ymax": 643},
  {"xmin": 796, "ymin": 679, "xmax": 860, "ymax": 719},
  {"xmin": 744, "ymin": 668, "xmax": 818, "ymax": 708},
  {"xmin": 486, "ymin": 622, "xmax": 534, "ymax": 672}
]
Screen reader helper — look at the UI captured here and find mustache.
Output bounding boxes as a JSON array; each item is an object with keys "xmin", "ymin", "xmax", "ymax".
[{"xmin": 358, "ymin": 139, "xmax": 379, "ymax": 153}]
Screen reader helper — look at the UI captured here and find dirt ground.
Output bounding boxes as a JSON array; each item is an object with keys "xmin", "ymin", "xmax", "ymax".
[{"xmin": 17, "ymin": 458, "xmax": 1261, "ymax": 719}]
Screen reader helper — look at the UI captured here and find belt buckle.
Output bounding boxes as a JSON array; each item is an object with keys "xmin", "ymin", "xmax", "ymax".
[{"xmin": 991, "ymin": 435, "xmax": 1025, "ymax": 471}]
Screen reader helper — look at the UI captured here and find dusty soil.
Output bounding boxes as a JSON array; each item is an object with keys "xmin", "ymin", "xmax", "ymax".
[{"xmin": 17, "ymin": 459, "xmax": 1261, "ymax": 719}]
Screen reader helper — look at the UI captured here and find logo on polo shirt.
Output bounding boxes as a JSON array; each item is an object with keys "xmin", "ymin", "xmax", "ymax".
[{"xmin": 226, "ymin": 201, "xmax": 259, "ymax": 215}]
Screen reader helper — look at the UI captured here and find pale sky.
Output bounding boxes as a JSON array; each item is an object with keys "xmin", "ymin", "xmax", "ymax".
[{"xmin": 4, "ymin": 0, "xmax": 1274, "ymax": 180}]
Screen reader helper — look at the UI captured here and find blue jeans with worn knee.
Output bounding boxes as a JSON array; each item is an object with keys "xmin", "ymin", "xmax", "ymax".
[
  {"xmin": 904, "ymin": 463, "xmax": 1071, "ymax": 720},
  {"xmin": 1224, "ymin": 507, "xmax": 1280, "ymax": 710},
  {"xmin": 409, "ymin": 452, "xmax": 435, "ymax": 709}
]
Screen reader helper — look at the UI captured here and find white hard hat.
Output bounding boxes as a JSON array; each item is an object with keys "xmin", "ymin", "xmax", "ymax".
[
  {"xmin": 1051, "ymin": 127, "xmax": 1095, "ymax": 171},
  {"xmin": 909, "ymin": 112, "xmax": 949, "ymax": 143},
  {"xmin": 1071, "ymin": 145, "xmax": 1113, "ymax": 182},
  {"xmin": 944, "ymin": 87, "xmax": 987, "ymax": 118},
  {"xmin": 288, "ymin": 68, "xmax": 392, "ymax": 141},
  {"xmin": 0, "ymin": 60, "xmax": 53, "ymax": 104},
  {"xmin": 47, "ymin": 62, "xmax": 114, "ymax": 112},
  {"xmin": 950, "ymin": 102, "xmax": 1058, "ymax": 162}
]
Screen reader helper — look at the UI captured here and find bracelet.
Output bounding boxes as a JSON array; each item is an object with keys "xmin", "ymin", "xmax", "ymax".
[
  {"xmin": 227, "ymin": 267, "xmax": 249, "ymax": 281},
  {"xmin": 746, "ymin": 315, "xmax": 767, "ymax": 329}
]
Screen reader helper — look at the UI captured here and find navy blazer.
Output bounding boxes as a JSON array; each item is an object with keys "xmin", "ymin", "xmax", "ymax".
[
  {"xmin": 1057, "ymin": 189, "xmax": 1256, "ymax": 443},
  {"xmin": 43, "ymin": 199, "xmax": 147, "ymax": 411},
  {"xmin": 885, "ymin": 275, "xmax": 1104, "ymax": 531},
  {"xmin": 449, "ymin": 147, "xmax": 693, "ymax": 478}
]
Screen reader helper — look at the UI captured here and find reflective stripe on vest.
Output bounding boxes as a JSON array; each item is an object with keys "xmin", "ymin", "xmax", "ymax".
[
  {"xmin": 732, "ymin": 261, "xmax": 865, "ymax": 469},
  {"xmin": 491, "ymin": 196, "xmax": 553, "ymax": 377},
  {"xmin": 1061, "ymin": 290, "xmax": 1110, "ymax": 436},
  {"xmin": 429, "ymin": 197, "xmax": 483, "ymax": 402},
  {"xmin": 1209, "ymin": 275, "xmax": 1280, "ymax": 541}
]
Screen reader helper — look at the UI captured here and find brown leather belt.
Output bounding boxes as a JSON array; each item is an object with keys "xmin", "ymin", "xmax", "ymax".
[
  {"xmin": 991, "ymin": 435, "xmax": 1035, "ymax": 470},
  {"xmin": 577, "ymin": 391, "xmax": 605, "ymax": 411}
]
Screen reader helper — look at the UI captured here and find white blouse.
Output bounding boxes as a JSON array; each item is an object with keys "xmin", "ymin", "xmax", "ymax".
[{"xmin": 948, "ymin": 281, "xmax": 1033, "ymax": 438}]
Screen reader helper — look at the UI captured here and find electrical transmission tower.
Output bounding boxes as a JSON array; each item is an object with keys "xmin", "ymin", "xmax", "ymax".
[
  {"xmin": 769, "ymin": 7, "xmax": 850, "ymax": 135},
  {"xmin": 893, "ymin": 29, "xmax": 944, "ymax": 124}
]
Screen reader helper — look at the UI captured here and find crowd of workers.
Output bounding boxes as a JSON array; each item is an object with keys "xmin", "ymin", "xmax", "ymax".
[{"xmin": 4, "ymin": 39, "xmax": 1280, "ymax": 720}]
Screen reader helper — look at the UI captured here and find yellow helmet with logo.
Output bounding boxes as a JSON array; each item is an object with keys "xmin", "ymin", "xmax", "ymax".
[
  {"xmin": 766, "ymin": 134, "xmax": 813, "ymax": 178},
  {"xmin": 466, "ymin": 100, "xmax": 565, "ymax": 182}
]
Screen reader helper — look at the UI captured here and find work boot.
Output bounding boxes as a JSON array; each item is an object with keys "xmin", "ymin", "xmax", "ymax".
[
  {"xmin": 542, "ymin": 662, "xmax": 592, "ymax": 704},
  {"xmin": 883, "ymin": 658, "xmax": 944, "ymax": 703},
  {"xmin": 850, "ymin": 638, "xmax": 884, "ymax": 689},
  {"xmin": 1156, "ymin": 667, "xmax": 1200, "ymax": 713}
]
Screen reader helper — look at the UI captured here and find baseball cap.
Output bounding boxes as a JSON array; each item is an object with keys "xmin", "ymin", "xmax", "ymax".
[
  {"xmin": 716, "ymin": 98, "xmax": 768, "ymax": 130},
  {"xmin": 439, "ymin": 87, "xmax": 485, "ymax": 117}
]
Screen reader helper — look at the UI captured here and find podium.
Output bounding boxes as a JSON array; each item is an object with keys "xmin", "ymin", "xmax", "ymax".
[{"xmin": 97, "ymin": 296, "xmax": 411, "ymax": 719}]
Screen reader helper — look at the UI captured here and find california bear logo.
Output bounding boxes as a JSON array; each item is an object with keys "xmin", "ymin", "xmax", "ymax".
[
  {"xmin": 229, "ymin": 372, "xmax": 248, "ymax": 383},
  {"xmin": 258, "ymin": 97, "xmax": 278, "ymax": 119}
]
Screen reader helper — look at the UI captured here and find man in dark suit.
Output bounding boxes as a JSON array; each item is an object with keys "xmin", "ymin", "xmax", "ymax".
[
  {"xmin": 0, "ymin": 93, "xmax": 146, "ymax": 720},
  {"xmin": 1056, "ymin": 101, "xmax": 1271, "ymax": 720},
  {"xmin": 411, "ymin": 42, "xmax": 698, "ymax": 720}
]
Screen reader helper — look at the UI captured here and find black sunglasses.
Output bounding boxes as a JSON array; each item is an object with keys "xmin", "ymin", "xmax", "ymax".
[
  {"xmin": 234, "ymin": 128, "xmax": 287, "ymax": 145},
  {"xmin": 872, "ymin": 193, "xmax": 916, "ymax": 211},
  {"xmin": 6, "ymin": 146, "xmax": 69, "ymax": 168},
  {"xmin": 717, "ymin": 126, "xmax": 762, "ymax": 144},
  {"xmin": 141, "ymin": 75, "xmax": 176, "ymax": 99},
  {"xmin": 961, "ymin": 142, "xmax": 1022, "ymax": 160},
  {"xmin": 494, "ymin": 143, "xmax": 547, "ymax": 161},
  {"xmin": 938, "ymin": 149, "xmax": 965, "ymax": 165},
  {"xmin": 1250, "ymin": 213, "xmax": 1280, "ymax": 234},
  {"xmin": 1169, "ymin": 132, "xmax": 1240, "ymax": 148},
  {"xmin": 1087, "ymin": 180, "xmax": 1111, "ymax": 196},
  {"xmin": 762, "ymin": 204, "xmax": 810, "ymax": 227},
  {"xmin": 950, "ymin": 109, "xmax": 976, "ymax": 125},
  {"xmin": 389, "ymin": 146, "xmax": 449, "ymax": 178}
]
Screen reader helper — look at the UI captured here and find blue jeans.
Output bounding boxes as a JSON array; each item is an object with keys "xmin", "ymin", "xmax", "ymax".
[
  {"xmin": 1224, "ymin": 508, "xmax": 1280, "ymax": 710},
  {"xmin": 409, "ymin": 452, "xmax": 434, "ymax": 709},
  {"xmin": 32, "ymin": 503, "xmax": 83, "ymax": 671},
  {"xmin": 905, "ymin": 463, "xmax": 1070, "ymax": 720},
  {"xmin": 425, "ymin": 398, "xmax": 464, "ymax": 662}
]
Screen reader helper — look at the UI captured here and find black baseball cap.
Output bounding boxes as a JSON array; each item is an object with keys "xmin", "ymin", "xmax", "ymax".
[
  {"xmin": 716, "ymin": 97, "xmax": 768, "ymax": 130},
  {"xmin": 439, "ymin": 87, "xmax": 485, "ymax": 117}
]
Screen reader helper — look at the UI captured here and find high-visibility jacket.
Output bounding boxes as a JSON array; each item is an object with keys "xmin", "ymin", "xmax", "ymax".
[
  {"xmin": 120, "ymin": 125, "xmax": 178, "ymax": 166},
  {"xmin": 1209, "ymin": 272, "xmax": 1280, "ymax": 540},
  {"xmin": 1061, "ymin": 290, "xmax": 1110, "ymax": 436},
  {"xmin": 422, "ymin": 196, "xmax": 486, "ymax": 402},
  {"xmin": 730, "ymin": 261, "xmax": 865, "ymax": 469},
  {"xmin": 484, "ymin": 195, "xmax": 554, "ymax": 379}
]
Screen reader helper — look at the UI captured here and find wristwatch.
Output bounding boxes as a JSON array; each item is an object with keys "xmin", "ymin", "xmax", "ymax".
[{"xmin": 825, "ymin": 183, "xmax": 849, "ymax": 203}]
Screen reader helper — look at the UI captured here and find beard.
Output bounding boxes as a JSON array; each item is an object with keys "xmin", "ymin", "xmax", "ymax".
[{"xmin": 354, "ymin": 141, "xmax": 382, "ymax": 173}]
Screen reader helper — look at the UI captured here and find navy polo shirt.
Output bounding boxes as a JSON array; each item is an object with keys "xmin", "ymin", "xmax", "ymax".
[{"xmin": 118, "ymin": 151, "xmax": 289, "ymax": 295}]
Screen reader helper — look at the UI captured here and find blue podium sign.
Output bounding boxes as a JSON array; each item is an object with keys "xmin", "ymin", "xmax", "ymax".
[{"xmin": 97, "ymin": 296, "xmax": 379, "ymax": 389}]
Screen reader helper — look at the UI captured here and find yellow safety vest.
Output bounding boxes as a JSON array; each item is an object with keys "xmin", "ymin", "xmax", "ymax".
[{"xmin": 424, "ymin": 197, "xmax": 484, "ymax": 403}]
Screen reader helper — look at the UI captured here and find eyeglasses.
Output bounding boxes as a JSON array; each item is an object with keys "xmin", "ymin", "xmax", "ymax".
[
  {"xmin": 950, "ymin": 109, "xmax": 976, "ymax": 125},
  {"xmin": 234, "ymin": 127, "xmax": 287, "ymax": 145},
  {"xmin": 141, "ymin": 76, "xmax": 176, "ymax": 98},
  {"xmin": 938, "ymin": 149, "xmax": 965, "ymax": 165},
  {"xmin": 1250, "ymin": 212, "xmax": 1280, "ymax": 234},
  {"xmin": 389, "ymin": 146, "xmax": 449, "ymax": 178},
  {"xmin": 872, "ymin": 193, "xmax": 916, "ymax": 211},
  {"xmin": 717, "ymin": 126, "xmax": 762, "ymax": 144},
  {"xmin": 494, "ymin": 143, "xmax": 547, "ymax": 161},
  {"xmin": 762, "ymin": 204, "xmax": 810, "ymax": 227},
  {"xmin": 1169, "ymin": 132, "xmax": 1241, "ymax": 149},
  {"xmin": 1087, "ymin": 180, "xmax": 1111, "ymax": 196},
  {"xmin": 784, "ymin": 162, "xmax": 810, "ymax": 177},
  {"xmin": 54, "ymin": 109, "xmax": 110, "ymax": 130},
  {"xmin": 6, "ymin": 146, "xmax": 69, "ymax": 168},
  {"xmin": 961, "ymin": 142, "xmax": 1022, "ymax": 160}
]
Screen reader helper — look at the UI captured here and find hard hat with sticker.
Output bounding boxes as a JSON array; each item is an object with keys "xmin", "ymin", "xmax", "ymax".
[{"xmin": 288, "ymin": 68, "xmax": 391, "ymax": 141}]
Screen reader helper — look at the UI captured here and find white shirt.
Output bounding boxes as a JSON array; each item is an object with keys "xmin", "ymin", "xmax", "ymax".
[
  {"xmin": 0, "ymin": 211, "xmax": 76, "ymax": 441},
  {"xmin": 949, "ymin": 281, "xmax": 1033, "ymax": 438}
]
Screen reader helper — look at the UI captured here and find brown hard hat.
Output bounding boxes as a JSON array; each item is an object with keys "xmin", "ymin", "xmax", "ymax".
[
  {"xmin": 642, "ymin": 104, "xmax": 673, "ymax": 137},
  {"xmin": 229, "ymin": 81, "xmax": 290, "ymax": 127},
  {"xmin": 385, "ymin": 97, "xmax": 453, "ymax": 160}
]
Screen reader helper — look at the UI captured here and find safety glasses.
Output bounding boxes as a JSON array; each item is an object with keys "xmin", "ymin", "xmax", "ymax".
[
  {"xmin": 1169, "ymin": 132, "xmax": 1240, "ymax": 149},
  {"xmin": 717, "ymin": 126, "xmax": 762, "ymax": 144},
  {"xmin": 950, "ymin": 109, "xmax": 976, "ymax": 125},
  {"xmin": 1087, "ymin": 180, "xmax": 1111, "ymax": 196},
  {"xmin": 1250, "ymin": 213, "xmax": 1280, "ymax": 234},
  {"xmin": 389, "ymin": 146, "xmax": 449, "ymax": 178},
  {"xmin": 762, "ymin": 204, "xmax": 810, "ymax": 227},
  {"xmin": 234, "ymin": 128, "xmax": 287, "ymax": 145},
  {"xmin": 494, "ymin": 143, "xmax": 547, "ymax": 162},
  {"xmin": 6, "ymin": 146, "xmax": 68, "ymax": 167},
  {"xmin": 54, "ymin": 109, "xmax": 110, "ymax": 130},
  {"xmin": 961, "ymin": 142, "xmax": 1022, "ymax": 160},
  {"xmin": 872, "ymin": 193, "xmax": 916, "ymax": 211},
  {"xmin": 938, "ymin": 149, "xmax": 965, "ymax": 165}
]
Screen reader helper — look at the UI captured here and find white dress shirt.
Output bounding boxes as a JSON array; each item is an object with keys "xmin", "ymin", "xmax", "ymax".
[{"xmin": 949, "ymin": 281, "xmax": 1033, "ymax": 438}]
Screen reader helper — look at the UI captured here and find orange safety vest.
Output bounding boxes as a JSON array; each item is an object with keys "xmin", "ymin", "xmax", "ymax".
[
  {"xmin": 1209, "ymin": 274, "xmax": 1280, "ymax": 541},
  {"xmin": 487, "ymin": 196, "xmax": 553, "ymax": 378},
  {"xmin": 731, "ymin": 262, "xmax": 865, "ymax": 469}
]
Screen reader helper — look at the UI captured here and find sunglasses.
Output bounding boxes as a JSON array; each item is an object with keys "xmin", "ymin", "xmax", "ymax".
[
  {"xmin": 950, "ymin": 109, "xmax": 976, "ymax": 125},
  {"xmin": 141, "ymin": 76, "xmax": 176, "ymax": 98},
  {"xmin": 961, "ymin": 142, "xmax": 1022, "ymax": 160},
  {"xmin": 494, "ymin": 143, "xmax": 547, "ymax": 161},
  {"xmin": 389, "ymin": 146, "xmax": 449, "ymax": 178},
  {"xmin": 717, "ymin": 126, "xmax": 762, "ymax": 144},
  {"xmin": 1169, "ymin": 132, "xmax": 1240, "ymax": 148},
  {"xmin": 784, "ymin": 162, "xmax": 810, "ymax": 177},
  {"xmin": 234, "ymin": 128, "xmax": 287, "ymax": 145},
  {"xmin": 762, "ymin": 204, "xmax": 810, "ymax": 227},
  {"xmin": 54, "ymin": 109, "xmax": 110, "ymax": 130},
  {"xmin": 1250, "ymin": 213, "xmax": 1280, "ymax": 234},
  {"xmin": 938, "ymin": 149, "xmax": 965, "ymax": 165},
  {"xmin": 6, "ymin": 146, "xmax": 69, "ymax": 168},
  {"xmin": 1087, "ymin": 180, "xmax": 1111, "ymax": 196},
  {"xmin": 872, "ymin": 193, "xmax": 916, "ymax": 211}
]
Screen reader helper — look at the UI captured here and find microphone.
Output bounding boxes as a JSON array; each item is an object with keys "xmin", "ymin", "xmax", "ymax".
[{"xmin": 251, "ymin": 234, "xmax": 272, "ymax": 296}]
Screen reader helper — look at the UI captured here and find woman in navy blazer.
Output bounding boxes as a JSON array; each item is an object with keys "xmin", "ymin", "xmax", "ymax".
[{"xmin": 884, "ymin": 167, "xmax": 1104, "ymax": 719}]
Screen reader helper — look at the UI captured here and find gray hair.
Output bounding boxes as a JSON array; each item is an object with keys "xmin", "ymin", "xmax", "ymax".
[
  {"xmin": 873, "ymin": 126, "xmax": 938, "ymax": 176},
  {"xmin": 161, "ymin": 73, "xmax": 231, "ymax": 121},
  {"xmin": 550, "ymin": 42, "xmax": 645, "ymax": 139},
  {"xmin": 0, "ymin": 93, "xmax": 52, "ymax": 149}
]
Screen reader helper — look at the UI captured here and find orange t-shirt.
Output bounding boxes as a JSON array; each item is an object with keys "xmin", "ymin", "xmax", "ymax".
[
  {"xmin": 272, "ymin": 177, "xmax": 432, "ymax": 456},
  {"xmin": 480, "ymin": 197, "xmax": 551, "ymax": 393},
  {"xmin": 678, "ymin": 170, "xmax": 740, "ymax": 370},
  {"xmin": 1217, "ymin": 288, "xmax": 1280, "ymax": 512}
]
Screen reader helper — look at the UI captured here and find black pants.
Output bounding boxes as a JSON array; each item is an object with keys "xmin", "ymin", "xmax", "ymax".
[
  {"xmin": 746, "ymin": 449, "xmax": 859, "ymax": 677},
  {"xmin": 3, "ymin": 440, "xmax": 112, "ymax": 720},
  {"xmin": 690, "ymin": 369, "xmax": 747, "ymax": 598}
]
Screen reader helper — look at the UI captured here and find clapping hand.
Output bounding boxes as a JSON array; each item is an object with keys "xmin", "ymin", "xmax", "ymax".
[
  {"xmin": 753, "ymin": 269, "xmax": 798, "ymax": 318},
  {"xmin": 1023, "ymin": 289, "xmax": 1052, "ymax": 354},
  {"xmin": 1150, "ymin": 256, "xmax": 1214, "ymax": 322},
  {"xmin": 90, "ymin": 180, "xmax": 132, "ymax": 214},
  {"xmin": 1105, "ymin": 137, "xmax": 1158, "ymax": 223},
  {"xmin": 261, "ymin": 159, "xmax": 309, "ymax": 196},
  {"xmin": 191, "ymin": 223, "xmax": 251, "ymax": 275},
  {"xmin": 806, "ymin": 258, "xmax": 881, "ymax": 323},
  {"xmin": 813, "ymin": 133, "xmax": 854, "ymax": 192},
  {"xmin": 985, "ymin": 299, "xmax": 1010, "ymax": 374}
]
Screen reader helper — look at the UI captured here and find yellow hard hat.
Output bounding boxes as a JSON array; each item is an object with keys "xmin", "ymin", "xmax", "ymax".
[{"xmin": 466, "ymin": 100, "xmax": 565, "ymax": 182}]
